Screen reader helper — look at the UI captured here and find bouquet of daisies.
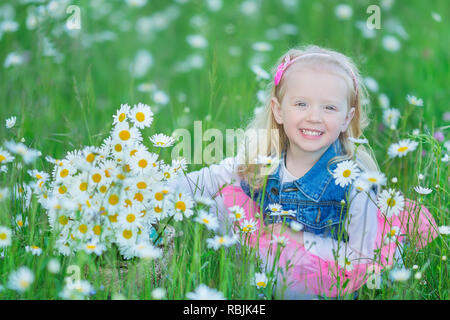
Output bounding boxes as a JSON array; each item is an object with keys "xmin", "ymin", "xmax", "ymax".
[{"xmin": 31, "ymin": 103, "xmax": 192, "ymax": 259}]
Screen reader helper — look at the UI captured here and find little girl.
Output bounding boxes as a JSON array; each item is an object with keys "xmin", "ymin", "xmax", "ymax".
[{"xmin": 169, "ymin": 45, "xmax": 437, "ymax": 299}]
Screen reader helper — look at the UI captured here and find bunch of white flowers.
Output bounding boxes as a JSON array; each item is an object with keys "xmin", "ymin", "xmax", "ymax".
[{"xmin": 33, "ymin": 103, "xmax": 191, "ymax": 259}]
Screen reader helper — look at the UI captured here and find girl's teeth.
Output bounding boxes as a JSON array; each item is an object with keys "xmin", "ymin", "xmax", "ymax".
[{"xmin": 301, "ymin": 129, "xmax": 323, "ymax": 136}]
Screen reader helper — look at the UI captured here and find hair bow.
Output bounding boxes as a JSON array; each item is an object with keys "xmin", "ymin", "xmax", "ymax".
[{"xmin": 274, "ymin": 55, "xmax": 292, "ymax": 86}]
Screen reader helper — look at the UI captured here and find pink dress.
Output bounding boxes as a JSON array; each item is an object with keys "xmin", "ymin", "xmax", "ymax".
[{"xmin": 218, "ymin": 185, "xmax": 438, "ymax": 298}]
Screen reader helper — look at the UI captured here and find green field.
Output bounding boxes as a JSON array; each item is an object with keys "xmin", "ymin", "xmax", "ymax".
[{"xmin": 0, "ymin": 0, "xmax": 448, "ymax": 300}]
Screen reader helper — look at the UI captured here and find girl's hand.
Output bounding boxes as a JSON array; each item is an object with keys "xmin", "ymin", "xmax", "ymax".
[{"xmin": 271, "ymin": 222, "xmax": 304, "ymax": 246}]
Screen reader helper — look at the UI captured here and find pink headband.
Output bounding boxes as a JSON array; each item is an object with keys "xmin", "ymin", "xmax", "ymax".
[{"xmin": 274, "ymin": 53, "xmax": 359, "ymax": 98}]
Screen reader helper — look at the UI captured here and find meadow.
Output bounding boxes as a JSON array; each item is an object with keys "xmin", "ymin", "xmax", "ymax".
[{"xmin": 0, "ymin": 0, "xmax": 448, "ymax": 300}]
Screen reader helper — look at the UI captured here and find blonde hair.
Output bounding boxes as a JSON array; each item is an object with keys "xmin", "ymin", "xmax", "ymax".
[{"xmin": 236, "ymin": 44, "xmax": 380, "ymax": 191}]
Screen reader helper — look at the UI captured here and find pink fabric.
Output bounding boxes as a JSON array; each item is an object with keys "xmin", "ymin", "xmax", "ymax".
[{"xmin": 218, "ymin": 185, "xmax": 438, "ymax": 298}]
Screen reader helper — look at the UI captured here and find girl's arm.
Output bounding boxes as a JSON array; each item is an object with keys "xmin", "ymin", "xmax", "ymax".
[
  {"xmin": 286, "ymin": 188, "xmax": 379, "ymax": 263},
  {"xmin": 168, "ymin": 157, "xmax": 240, "ymax": 200}
]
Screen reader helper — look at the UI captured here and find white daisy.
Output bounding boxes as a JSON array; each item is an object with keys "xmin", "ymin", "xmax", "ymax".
[
  {"xmin": 250, "ymin": 65, "xmax": 270, "ymax": 80},
  {"xmin": 149, "ymin": 133, "xmax": 175, "ymax": 148},
  {"xmin": 8, "ymin": 266, "xmax": 34, "ymax": 293},
  {"xmin": 193, "ymin": 194, "xmax": 216, "ymax": 207},
  {"xmin": 361, "ymin": 171, "xmax": 387, "ymax": 188},
  {"xmin": 438, "ymin": 225, "xmax": 450, "ymax": 235},
  {"xmin": 194, "ymin": 210, "xmax": 219, "ymax": 231},
  {"xmin": 384, "ymin": 226, "xmax": 401, "ymax": 244},
  {"xmin": 171, "ymin": 157, "xmax": 188, "ymax": 174},
  {"xmin": 169, "ymin": 191, "xmax": 194, "ymax": 221},
  {"xmin": 206, "ymin": 234, "xmax": 232, "ymax": 250},
  {"xmin": 116, "ymin": 228, "xmax": 137, "ymax": 247},
  {"xmin": 383, "ymin": 108, "xmax": 401, "ymax": 129},
  {"xmin": 130, "ymin": 103, "xmax": 153, "ymax": 129},
  {"xmin": 241, "ymin": 218, "xmax": 257, "ymax": 234},
  {"xmin": 186, "ymin": 34, "xmax": 208, "ymax": 49},
  {"xmin": 254, "ymin": 272, "xmax": 269, "ymax": 289},
  {"xmin": 47, "ymin": 258, "xmax": 61, "ymax": 274},
  {"xmin": 0, "ymin": 147, "xmax": 15, "ymax": 165},
  {"xmin": 382, "ymin": 35, "xmax": 401, "ymax": 52},
  {"xmin": 334, "ymin": 4, "xmax": 353, "ymax": 20},
  {"xmin": 388, "ymin": 139, "xmax": 418, "ymax": 158},
  {"xmin": 186, "ymin": 284, "xmax": 225, "ymax": 300},
  {"xmin": 4, "ymin": 140, "xmax": 40, "ymax": 164},
  {"xmin": 348, "ymin": 137, "xmax": 368, "ymax": 144},
  {"xmin": 376, "ymin": 188, "xmax": 405, "ymax": 218},
  {"xmin": 81, "ymin": 241, "xmax": 106, "ymax": 255},
  {"xmin": 118, "ymin": 211, "xmax": 144, "ymax": 230},
  {"xmin": 353, "ymin": 177, "xmax": 370, "ymax": 192},
  {"xmin": 290, "ymin": 220, "xmax": 304, "ymax": 232},
  {"xmin": 270, "ymin": 234, "xmax": 289, "ymax": 247},
  {"xmin": 252, "ymin": 42, "xmax": 272, "ymax": 52},
  {"xmin": 129, "ymin": 150, "xmax": 158, "ymax": 175},
  {"xmin": 268, "ymin": 203, "xmax": 282, "ymax": 214},
  {"xmin": 228, "ymin": 205, "xmax": 246, "ymax": 221},
  {"xmin": 151, "ymin": 287, "xmax": 166, "ymax": 300},
  {"xmin": 6, "ymin": 116, "xmax": 16, "ymax": 129},
  {"xmin": 153, "ymin": 90, "xmax": 169, "ymax": 106},
  {"xmin": 112, "ymin": 104, "xmax": 131, "ymax": 125},
  {"xmin": 111, "ymin": 121, "xmax": 142, "ymax": 146},
  {"xmin": 0, "ymin": 188, "xmax": 10, "ymax": 202},
  {"xmin": 0, "ymin": 226, "xmax": 12, "ymax": 247},
  {"xmin": 389, "ymin": 268, "xmax": 411, "ymax": 282},
  {"xmin": 337, "ymin": 255, "xmax": 355, "ymax": 271},
  {"xmin": 406, "ymin": 94, "xmax": 423, "ymax": 107},
  {"xmin": 413, "ymin": 186, "xmax": 432, "ymax": 195},
  {"xmin": 332, "ymin": 160, "xmax": 360, "ymax": 187},
  {"xmin": 133, "ymin": 241, "xmax": 162, "ymax": 259},
  {"xmin": 25, "ymin": 245, "xmax": 43, "ymax": 256}
]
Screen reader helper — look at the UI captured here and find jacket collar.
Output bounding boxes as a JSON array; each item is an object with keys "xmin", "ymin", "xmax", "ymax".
[{"xmin": 268, "ymin": 140, "xmax": 344, "ymax": 202}]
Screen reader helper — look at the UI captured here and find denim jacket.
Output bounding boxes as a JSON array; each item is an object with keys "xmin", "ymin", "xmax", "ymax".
[{"xmin": 240, "ymin": 140, "xmax": 352, "ymax": 242}]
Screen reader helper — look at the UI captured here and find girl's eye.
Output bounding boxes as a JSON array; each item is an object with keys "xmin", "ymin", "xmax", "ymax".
[
  {"xmin": 295, "ymin": 102, "xmax": 307, "ymax": 107},
  {"xmin": 326, "ymin": 105, "xmax": 337, "ymax": 111}
]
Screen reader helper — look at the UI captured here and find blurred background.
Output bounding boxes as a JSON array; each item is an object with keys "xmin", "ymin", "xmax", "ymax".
[{"xmin": 0, "ymin": 0, "xmax": 448, "ymax": 169}]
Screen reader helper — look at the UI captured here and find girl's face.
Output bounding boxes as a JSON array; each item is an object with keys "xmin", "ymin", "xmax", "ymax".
[{"xmin": 271, "ymin": 66, "xmax": 355, "ymax": 160}]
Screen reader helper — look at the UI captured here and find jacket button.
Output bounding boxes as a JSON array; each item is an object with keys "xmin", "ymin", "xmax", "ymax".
[{"xmin": 271, "ymin": 187, "xmax": 279, "ymax": 196}]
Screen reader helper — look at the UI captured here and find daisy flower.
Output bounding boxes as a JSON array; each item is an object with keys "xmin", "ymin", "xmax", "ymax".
[
  {"xmin": 0, "ymin": 226, "xmax": 12, "ymax": 247},
  {"xmin": 270, "ymin": 234, "xmax": 289, "ymax": 247},
  {"xmin": 376, "ymin": 188, "xmax": 405, "ymax": 218},
  {"xmin": 268, "ymin": 203, "xmax": 282, "ymax": 214},
  {"xmin": 112, "ymin": 104, "xmax": 131, "ymax": 125},
  {"xmin": 332, "ymin": 160, "xmax": 360, "ymax": 187},
  {"xmin": 129, "ymin": 150, "xmax": 158, "ymax": 175},
  {"xmin": 116, "ymin": 228, "xmax": 137, "ymax": 247},
  {"xmin": 47, "ymin": 258, "xmax": 61, "ymax": 274},
  {"xmin": 0, "ymin": 147, "xmax": 15, "ymax": 165},
  {"xmin": 111, "ymin": 121, "xmax": 142, "ymax": 146},
  {"xmin": 438, "ymin": 225, "xmax": 450, "ymax": 235},
  {"xmin": 361, "ymin": 171, "xmax": 387, "ymax": 188},
  {"xmin": 388, "ymin": 139, "xmax": 418, "ymax": 158},
  {"xmin": 186, "ymin": 34, "xmax": 208, "ymax": 49},
  {"xmin": 81, "ymin": 241, "xmax": 106, "ymax": 255},
  {"xmin": 0, "ymin": 187, "xmax": 10, "ymax": 202},
  {"xmin": 25, "ymin": 245, "xmax": 43, "ymax": 256},
  {"xmin": 254, "ymin": 272, "xmax": 269, "ymax": 289},
  {"xmin": 241, "ymin": 218, "xmax": 257, "ymax": 234},
  {"xmin": 4, "ymin": 140, "xmax": 41, "ymax": 164},
  {"xmin": 194, "ymin": 194, "xmax": 216, "ymax": 207},
  {"xmin": 290, "ymin": 220, "xmax": 304, "ymax": 232},
  {"xmin": 353, "ymin": 177, "xmax": 370, "ymax": 192},
  {"xmin": 8, "ymin": 267, "xmax": 34, "ymax": 293},
  {"xmin": 348, "ymin": 137, "xmax": 368, "ymax": 144},
  {"xmin": 206, "ymin": 234, "xmax": 231, "ymax": 250},
  {"xmin": 130, "ymin": 103, "xmax": 153, "ymax": 129},
  {"xmin": 389, "ymin": 268, "xmax": 411, "ymax": 282},
  {"xmin": 228, "ymin": 205, "xmax": 246, "ymax": 222},
  {"xmin": 382, "ymin": 35, "xmax": 401, "ymax": 52},
  {"xmin": 149, "ymin": 133, "xmax": 175, "ymax": 148},
  {"xmin": 15, "ymin": 214, "xmax": 27, "ymax": 229},
  {"xmin": 252, "ymin": 42, "xmax": 272, "ymax": 52},
  {"xmin": 118, "ymin": 211, "xmax": 144, "ymax": 230},
  {"xmin": 251, "ymin": 65, "xmax": 270, "ymax": 80},
  {"xmin": 194, "ymin": 210, "xmax": 219, "ymax": 231},
  {"xmin": 186, "ymin": 284, "xmax": 225, "ymax": 300},
  {"xmin": 6, "ymin": 116, "xmax": 16, "ymax": 129},
  {"xmin": 384, "ymin": 226, "xmax": 401, "ymax": 244},
  {"xmin": 334, "ymin": 4, "xmax": 353, "ymax": 20},
  {"xmin": 133, "ymin": 241, "xmax": 162, "ymax": 259},
  {"xmin": 382, "ymin": 108, "xmax": 401, "ymax": 129},
  {"xmin": 413, "ymin": 186, "xmax": 432, "ymax": 195},
  {"xmin": 406, "ymin": 94, "xmax": 423, "ymax": 107},
  {"xmin": 337, "ymin": 255, "xmax": 354, "ymax": 271},
  {"xmin": 151, "ymin": 288, "xmax": 166, "ymax": 300},
  {"xmin": 256, "ymin": 154, "xmax": 279, "ymax": 166},
  {"xmin": 171, "ymin": 157, "xmax": 188, "ymax": 173},
  {"xmin": 169, "ymin": 191, "xmax": 194, "ymax": 221}
]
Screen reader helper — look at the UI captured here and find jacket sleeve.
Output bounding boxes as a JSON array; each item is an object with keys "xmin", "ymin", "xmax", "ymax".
[{"xmin": 302, "ymin": 187, "xmax": 380, "ymax": 263}]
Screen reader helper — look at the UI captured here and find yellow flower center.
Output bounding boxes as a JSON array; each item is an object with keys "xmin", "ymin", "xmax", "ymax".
[
  {"xmin": 390, "ymin": 229, "xmax": 397, "ymax": 237},
  {"xmin": 0, "ymin": 155, "xmax": 5, "ymax": 162},
  {"xmin": 134, "ymin": 193, "xmax": 144, "ymax": 202},
  {"xmin": 398, "ymin": 146, "xmax": 408, "ymax": 153},
  {"xmin": 118, "ymin": 113, "xmax": 126, "ymax": 122},
  {"xmin": 164, "ymin": 172, "xmax": 171, "ymax": 179},
  {"xmin": 93, "ymin": 225, "xmax": 101, "ymax": 235},
  {"xmin": 122, "ymin": 229, "xmax": 133, "ymax": 239},
  {"xmin": 17, "ymin": 220, "xmax": 24, "ymax": 227},
  {"xmin": 86, "ymin": 153, "xmax": 96, "ymax": 163},
  {"xmin": 99, "ymin": 185, "xmax": 107, "ymax": 193},
  {"xmin": 218, "ymin": 237, "xmax": 225, "ymax": 244},
  {"xmin": 155, "ymin": 192, "xmax": 164, "ymax": 201},
  {"xmin": 256, "ymin": 281, "xmax": 266, "ymax": 288},
  {"xmin": 58, "ymin": 186, "xmax": 67, "ymax": 194},
  {"xmin": 109, "ymin": 213, "xmax": 118, "ymax": 223},
  {"xmin": 387, "ymin": 197, "xmax": 396, "ymax": 207},
  {"xmin": 175, "ymin": 201, "xmax": 186, "ymax": 212},
  {"xmin": 119, "ymin": 130, "xmax": 131, "ymax": 141},
  {"xmin": 114, "ymin": 144, "xmax": 122, "ymax": 152},
  {"xmin": 0, "ymin": 233, "xmax": 7, "ymax": 240},
  {"xmin": 136, "ymin": 112, "xmax": 145, "ymax": 122},
  {"xmin": 78, "ymin": 224, "xmax": 88, "ymax": 233},
  {"xmin": 137, "ymin": 182, "xmax": 147, "ymax": 189},
  {"xmin": 60, "ymin": 169, "xmax": 69, "ymax": 178},
  {"xmin": 109, "ymin": 194, "xmax": 119, "ymax": 205},
  {"xmin": 342, "ymin": 169, "xmax": 351, "ymax": 178},
  {"xmin": 79, "ymin": 182, "xmax": 88, "ymax": 191},
  {"xmin": 58, "ymin": 215, "xmax": 68, "ymax": 225},
  {"xmin": 86, "ymin": 244, "xmax": 96, "ymax": 250},
  {"xmin": 368, "ymin": 177, "xmax": 377, "ymax": 183},
  {"xmin": 154, "ymin": 206, "xmax": 162, "ymax": 213},
  {"xmin": 138, "ymin": 159, "xmax": 148, "ymax": 168},
  {"xmin": 126, "ymin": 214, "xmax": 136, "ymax": 223},
  {"xmin": 202, "ymin": 218, "xmax": 210, "ymax": 224},
  {"xmin": 92, "ymin": 173, "xmax": 102, "ymax": 183}
]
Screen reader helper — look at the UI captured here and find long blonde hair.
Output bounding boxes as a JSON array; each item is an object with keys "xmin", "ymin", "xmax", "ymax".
[{"xmin": 236, "ymin": 44, "xmax": 380, "ymax": 190}]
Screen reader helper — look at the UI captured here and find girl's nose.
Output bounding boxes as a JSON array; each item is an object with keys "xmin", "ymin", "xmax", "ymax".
[{"xmin": 306, "ymin": 106, "xmax": 322, "ymax": 122}]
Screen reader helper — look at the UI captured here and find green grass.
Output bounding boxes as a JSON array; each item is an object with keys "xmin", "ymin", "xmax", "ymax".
[{"xmin": 0, "ymin": 0, "xmax": 448, "ymax": 300}]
